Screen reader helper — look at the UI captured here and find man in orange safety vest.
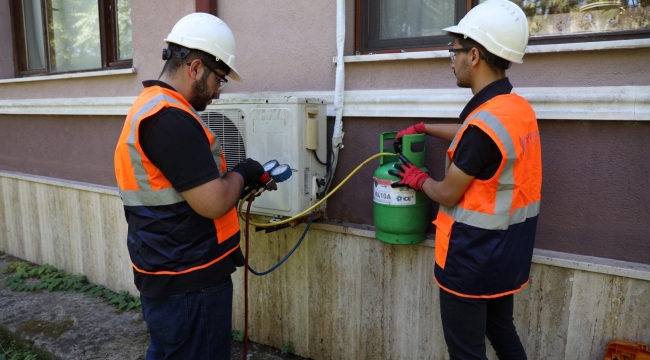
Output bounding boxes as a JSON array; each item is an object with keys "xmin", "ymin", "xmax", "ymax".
[
  {"xmin": 390, "ymin": 0, "xmax": 541, "ymax": 358},
  {"xmin": 114, "ymin": 13, "xmax": 265, "ymax": 359}
]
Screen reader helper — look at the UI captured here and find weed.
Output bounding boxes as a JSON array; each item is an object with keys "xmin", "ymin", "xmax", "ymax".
[
  {"xmin": 281, "ymin": 340, "xmax": 294, "ymax": 356},
  {"xmin": 2, "ymin": 262, "xmax": 141, "ymax": 312},
  {"xmin": 0, "ymin": 329, "xmax": 39, "ymax": 360},
  {"xmin": 231, "ymin": 330, "xmax": 244, "ymax": 343}
]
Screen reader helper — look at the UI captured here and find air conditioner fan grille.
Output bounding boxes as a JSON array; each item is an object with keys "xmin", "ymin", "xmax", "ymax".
[{"xmin": 199, "ymin": 109, "xmax": 246, "ymax": 171}]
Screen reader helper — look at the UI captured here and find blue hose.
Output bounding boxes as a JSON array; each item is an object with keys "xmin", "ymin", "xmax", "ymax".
[{"xmin": 247, "ymin": 211, "xmax": 316, "ymax": 276}]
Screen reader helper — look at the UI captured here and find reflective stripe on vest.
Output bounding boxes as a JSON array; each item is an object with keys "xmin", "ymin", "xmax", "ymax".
[
  {"xmin": 119, "ymin": 93, "xmax": 223, "ymax": 206},
  {"xmin": 440, "ymin": 109, "xmax": 539, "ymax": 230}
]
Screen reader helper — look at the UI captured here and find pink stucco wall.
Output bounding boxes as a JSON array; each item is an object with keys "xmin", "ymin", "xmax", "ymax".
[
  {"xmin": 324, "ymin": 117, "xmax": 650, "ymax": 264},
  {"xmin": 216, "ymin": 0, "xmax": 355, "ymax": 92},
  {"xmin": 0, "ymin": 115, "xmax": 123, "ymax": 185},
  {"xmin": 344, "ymin": 47, "xmax": 650, "ymax": 90}
]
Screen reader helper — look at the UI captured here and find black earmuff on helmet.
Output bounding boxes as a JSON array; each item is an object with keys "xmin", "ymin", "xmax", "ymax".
[
  {"xmin": 484, "ymin": 52, "xmax": 512, "ymax": 70},
  {"xmin": 161, "ymin": 46, "xmax": 191, "ymax": 61},
  {"xmin": 162, "ymin": 48, "xmax": 172, "ymax": 61}
]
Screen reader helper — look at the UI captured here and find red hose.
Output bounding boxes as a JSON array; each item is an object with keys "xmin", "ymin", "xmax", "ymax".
[{"xmin": 243, "ymin": 194, "xmax": 255, "ymax": 360}]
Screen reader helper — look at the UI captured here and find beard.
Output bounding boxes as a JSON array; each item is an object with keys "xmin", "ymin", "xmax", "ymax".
[
  {"xmin": 454, "ymin": 58, "xmax": 472, "ymax": 89},
  {"xmin": 188, "ymin": 71, "xmax": 213, "ymax": 112}
]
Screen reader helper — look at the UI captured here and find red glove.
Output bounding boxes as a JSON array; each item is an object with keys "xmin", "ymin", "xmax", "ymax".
[
  {"xmin": 394, "ymin": 122, "xmax": 427, "ymax": 153},
  {"xmin": 396, "ymin": 122, "xmax": 426, "ymax": 139},
  {"xmin": 388, "ymin": 154, "xmax": 430, "ymax": 192}
]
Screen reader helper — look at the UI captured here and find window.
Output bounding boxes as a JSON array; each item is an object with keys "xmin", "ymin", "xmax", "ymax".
[
  {"xmin": 514, "ymin": 0, "xmax": 650, "ymax": 43},
  {"xmin": 358, "ymin": 0, "xmax": 466, "ymax": 53},
  {"xmin": 9, "ymin": 0, "xmax": 132, "ymax": 76},
  {"xmin": 357, "ymin": 0, "xmax": 650, "ymax": 54}
]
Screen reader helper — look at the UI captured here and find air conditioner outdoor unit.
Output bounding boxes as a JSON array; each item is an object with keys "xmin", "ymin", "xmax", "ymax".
[{"xmin": 199, "ymin": 97, "xmax": 328, "ymax": 218}]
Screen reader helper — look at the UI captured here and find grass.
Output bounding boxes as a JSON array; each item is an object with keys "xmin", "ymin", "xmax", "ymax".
[
  {"xmin": 2, "ymin": 261, "xmax": 140, "ymax": 312},
  {"xmin": 0, "ymin": 328, "xmax": 40, "ymax": 360}
]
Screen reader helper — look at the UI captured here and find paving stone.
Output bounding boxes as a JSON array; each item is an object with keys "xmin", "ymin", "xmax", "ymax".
[{"xmin": 0, "ymin": 252, "xmax": 309, "ymax": 360}]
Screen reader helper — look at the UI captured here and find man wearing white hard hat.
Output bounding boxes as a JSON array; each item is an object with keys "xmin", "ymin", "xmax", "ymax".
[
  {"xmin": 390, "ymin": 0, "xmax": 540, "ymax": 358},
  {"xmin": 114, "ymin": 13, "xmax": 264, "ymax": 359}
]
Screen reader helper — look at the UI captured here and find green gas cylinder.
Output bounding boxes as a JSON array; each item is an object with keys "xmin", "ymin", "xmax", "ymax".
[{"xmin": 373, "ymin": 132, "xmax": 430, "ymax": 245}]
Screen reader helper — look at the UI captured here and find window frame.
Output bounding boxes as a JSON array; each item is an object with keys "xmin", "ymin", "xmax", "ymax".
[
  {"xmin": 356, "ymin": 0, "xmax": 650, "ymax": 54},
  {"xmin": 8, "ymin": 0, "xmax": 132, "ymax": 78},
  {"xmin": 356, "ymin": 0, "xmax": 470, "ymax": 54}
]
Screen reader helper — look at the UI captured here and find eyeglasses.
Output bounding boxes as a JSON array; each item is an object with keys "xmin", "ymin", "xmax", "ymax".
[
  {"xmin": 449, "ymin": 47, "xmax": 473, "ymax": 63},
  {"xmin": 187, "ymin": 61, "xmax": 228, "ymax": 90}
]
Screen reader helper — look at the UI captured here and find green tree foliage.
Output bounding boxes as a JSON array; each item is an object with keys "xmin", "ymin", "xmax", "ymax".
[
  {"xmin": 117, "ymin": 0, "xmax": 133, "ymax": 59},
  {"xmin": 49, "ymin": 0, "xmax": 100, "ymax": 71}
]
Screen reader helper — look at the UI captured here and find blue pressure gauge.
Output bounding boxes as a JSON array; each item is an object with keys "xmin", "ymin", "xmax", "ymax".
[
  {"xmin": 269, "ymin": 164, "xmax": 292, "ymax": 183},
  {"xmin": 263, "ymin": 160, "xmax": 279, "ymax": 172}
]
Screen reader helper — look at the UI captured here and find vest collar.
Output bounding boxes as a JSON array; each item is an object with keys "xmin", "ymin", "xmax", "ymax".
[
  {"xmin": 142, "ymin": 80, "xmax": 177, "ymax": 92},
  {"xmin": 459, "ymin": 78, "xmax": 513, "ymax": 121}
]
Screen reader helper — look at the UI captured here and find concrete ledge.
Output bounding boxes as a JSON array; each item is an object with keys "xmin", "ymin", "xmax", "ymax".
[
  {"xmin": 1, "ymin": 86, "xmax": 649, "ymax": 120},
  {"xmin": 337, "ymin": 39, "xmax": 650, "ymax": 63},
  {"xmin": 533, "ymin": 248, "xmax": 650, "ymax": 282},
  {"xmin": 0, "ymin": 170, "xmax": 118, "ymax": 196},
  {"xmin": 0, "ymin": 68, "xmax": 136, "ymax": 84}
]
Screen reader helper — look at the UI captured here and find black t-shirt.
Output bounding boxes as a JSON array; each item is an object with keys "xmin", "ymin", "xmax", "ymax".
[
  {"xmin": 138, "ymin": 80, "xmax": 220, "ymax": 192},
  {"xmin": 452, "ymin": 78, "xmax": 513, "ymax": 180},
  {"xmin": 453, "ymin": 125, "xmax": 502, "ymax": 180}
]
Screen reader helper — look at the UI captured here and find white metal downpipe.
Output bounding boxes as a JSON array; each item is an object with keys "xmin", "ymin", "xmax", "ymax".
[{"xmin": 328, "ymin": 0, "xmax": 346, "ymax": 193}]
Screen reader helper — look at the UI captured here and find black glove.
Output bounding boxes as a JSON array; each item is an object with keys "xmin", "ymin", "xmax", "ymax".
[
  {"xmin": 231, "ymin": 158, "xmax": 265, "ymax": 188},
  {"xmin": 393, "ymin": 138, "xmax": 403, "ymax": 154}
]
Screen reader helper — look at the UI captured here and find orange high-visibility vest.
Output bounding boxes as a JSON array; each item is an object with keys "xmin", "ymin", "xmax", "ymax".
[
  {"xmin": 114, "ymin": 85, "xmax": 240, "ymax": 279},
  {"xmin": 433, "ymin": 93, "xmax": 542, "ymax": 298}
]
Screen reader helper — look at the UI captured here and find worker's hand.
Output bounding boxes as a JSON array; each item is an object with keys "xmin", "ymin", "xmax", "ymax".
[
  {"xmin": 393, "ymin": 122, "xmax": 426, "ymax": 153},
  {"xmin": 231, "ymin": 158, "xmax": 265, "ymax": 189},
  {"xmin": 388, "ymin": 154, "xmax": 430, "ymax": 191},
  {"xmin": 239, "ymin": 187, "xmax": 255, "ymax": 201}
]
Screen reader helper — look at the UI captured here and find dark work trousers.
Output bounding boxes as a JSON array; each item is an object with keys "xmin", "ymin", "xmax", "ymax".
[
  {"xmin": 141, "ymin": 276, "xmax": 233, "ymax": 360},
  {"xmin": 439, "ymin": 288, "xmax": 527, "ymax": 360}
]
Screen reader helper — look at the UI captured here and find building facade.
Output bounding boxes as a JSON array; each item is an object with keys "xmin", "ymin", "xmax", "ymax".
[{"xmin": 1, "ymin": 0, "xmax": 649, "ymax": 358}]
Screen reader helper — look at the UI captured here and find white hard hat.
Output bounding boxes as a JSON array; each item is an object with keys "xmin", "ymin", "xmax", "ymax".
[
  {"xmin": 443, "ymin": 0, "xmax": 529, "ymax": 64},
  {"xmin": 165, "ymin": 13, "xmax": 242, "ymax": 81}
]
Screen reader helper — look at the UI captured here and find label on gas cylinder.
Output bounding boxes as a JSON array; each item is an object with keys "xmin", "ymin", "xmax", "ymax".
[{"xmin": 373, "ymin": 177, "xmax": 416, "ymax": 205}]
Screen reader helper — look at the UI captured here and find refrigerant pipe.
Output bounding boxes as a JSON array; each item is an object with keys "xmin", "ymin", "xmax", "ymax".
[{"xmin": 328, "ymin": 0, "xmax": 346, "ymax": 195}]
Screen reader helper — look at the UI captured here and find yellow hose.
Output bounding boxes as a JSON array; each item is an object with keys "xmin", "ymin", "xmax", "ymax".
[{"xmin": 239, "ymin": 152, "xmax": 398, "ymax": 227}]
